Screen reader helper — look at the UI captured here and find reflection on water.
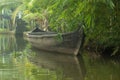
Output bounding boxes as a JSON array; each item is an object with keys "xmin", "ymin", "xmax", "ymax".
[
  {"xmin": 0, "ymin": 34, "xmax": 28, "ymax": 80},
  {"xmin": 29, "ymin": 49, "xmax": 85, "ymax": 80},
  {"xmin": 0, "ymin": 34, "xmax": 85, "ymax": 80},
  {"xmin": 82, "ymin": 52, "xmax": 120, "ymax": 80},
  {"xmin": 0, "ymin": 34, "xmax": 120, "ymax": 80}
]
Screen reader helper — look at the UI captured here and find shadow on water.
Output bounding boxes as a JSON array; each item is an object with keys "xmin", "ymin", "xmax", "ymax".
[
  {"xmin": 15, "ymin": 35, "xmax": 28, "ymax": 51},
  {"xmin": 0, "ymin": 35, "xmax": 25, "ymax": 80},
  {"xmin": 29, "ymin": 48, "xmax": 86, "ymax": 80},
  {"xmin": 0, "ymin": 34, "xmax": 86, "ymax": 80},
  {"xmin": 77, "ymin": 55, "xmax": 86, "ymax": 78},
  {"xmin": 1, "ymin": 34, "xmax": 120, "ymax": 80},
  {"xmin": 0, "ymin": 34, "xmax": 27, "ymax": 52},
  {"xmin": 81, "ymin": 51, "xmax": 120, "ymax": 80}
]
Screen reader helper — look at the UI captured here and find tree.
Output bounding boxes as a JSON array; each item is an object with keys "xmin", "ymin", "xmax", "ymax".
[
  {"xmin": 28, "ymin": 0, "xmax": 120, "ymax": 54},
  {"xmin": 0, "ymin": 0, "xmax": 120, "ymax": 54}
]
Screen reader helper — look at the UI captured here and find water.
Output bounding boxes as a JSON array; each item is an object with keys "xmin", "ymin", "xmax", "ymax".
[{"xmin": 0, "ymin": 34, "xmax": 119, "ymax": 80}]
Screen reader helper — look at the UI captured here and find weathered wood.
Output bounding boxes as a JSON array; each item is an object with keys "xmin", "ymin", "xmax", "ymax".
[{"xmin": 26, "ymin": 27, "xmax": 84, "ymax": 55}]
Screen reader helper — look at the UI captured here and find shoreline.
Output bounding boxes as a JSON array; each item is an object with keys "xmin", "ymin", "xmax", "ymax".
[{"xmin": 0, "ymin": 31, "xmax": 15, "ymax": 35}]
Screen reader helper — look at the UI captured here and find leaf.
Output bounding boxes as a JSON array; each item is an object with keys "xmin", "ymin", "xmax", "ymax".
[
  {"xmin": 109, "ymin": 0, "xmax": 115, "ymax": 9},
  {"xmin": 111, "ymin": 47, "xmax": 119, "ymax": 56}
]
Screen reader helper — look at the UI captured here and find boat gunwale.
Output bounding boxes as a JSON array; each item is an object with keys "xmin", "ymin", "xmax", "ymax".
[{"xmin": 28, "ymin": 30, "xmax": 79, "ymax": 38}]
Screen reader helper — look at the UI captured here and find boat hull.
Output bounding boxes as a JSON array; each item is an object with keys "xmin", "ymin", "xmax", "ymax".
[{"xmin": 27, "ymin": 28, "xmax": 84, "ymax": 55}]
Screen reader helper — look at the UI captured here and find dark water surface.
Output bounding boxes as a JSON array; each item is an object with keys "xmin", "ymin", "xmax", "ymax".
[{"xmin": 0, "ymin": 35, "xmax": 119, "ymax": 80}]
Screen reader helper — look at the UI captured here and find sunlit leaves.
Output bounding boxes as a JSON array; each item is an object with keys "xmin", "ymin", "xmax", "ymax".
[{"xmin": 1, "ymin": 0, "xmax": 119, "ymax": 53}]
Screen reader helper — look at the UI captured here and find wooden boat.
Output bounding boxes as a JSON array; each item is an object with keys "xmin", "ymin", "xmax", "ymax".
[{"xmin": 26, "ymin": 27, "xmax": 84, "ymax": 55}]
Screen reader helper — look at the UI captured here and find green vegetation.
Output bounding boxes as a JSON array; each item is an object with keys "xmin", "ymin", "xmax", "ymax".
[{"xmin": 0, "ymin": 0, "xmax": 120, "ymax": 55}]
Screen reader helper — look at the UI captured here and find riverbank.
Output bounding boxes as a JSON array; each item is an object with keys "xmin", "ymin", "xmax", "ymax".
[
  {"xmin": 0, "ymin": 31, "xmax": 15, "ymax": 35},
  {"xmin": 83, "ymin": 44, "xmax": 120, "ymax": 61}
]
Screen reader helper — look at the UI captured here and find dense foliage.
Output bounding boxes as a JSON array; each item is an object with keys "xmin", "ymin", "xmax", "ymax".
[
  {"xmin": 0, "ymin": 0, "xmax": 120, "ymax": 55},
  {"xmin": 24, "ymin": 0, "xmax": 120, "ymax": 54}
]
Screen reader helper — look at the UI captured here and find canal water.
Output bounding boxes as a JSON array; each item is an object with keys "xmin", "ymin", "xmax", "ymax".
[{"xmin": 0, "ymin": 34, "xmax": 120, "ymax": 80}]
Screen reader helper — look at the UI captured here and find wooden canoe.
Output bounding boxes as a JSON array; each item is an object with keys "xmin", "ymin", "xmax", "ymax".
[{"xmin": 26, "ymin": 27, "xmax": 84, "ymax": 55}]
